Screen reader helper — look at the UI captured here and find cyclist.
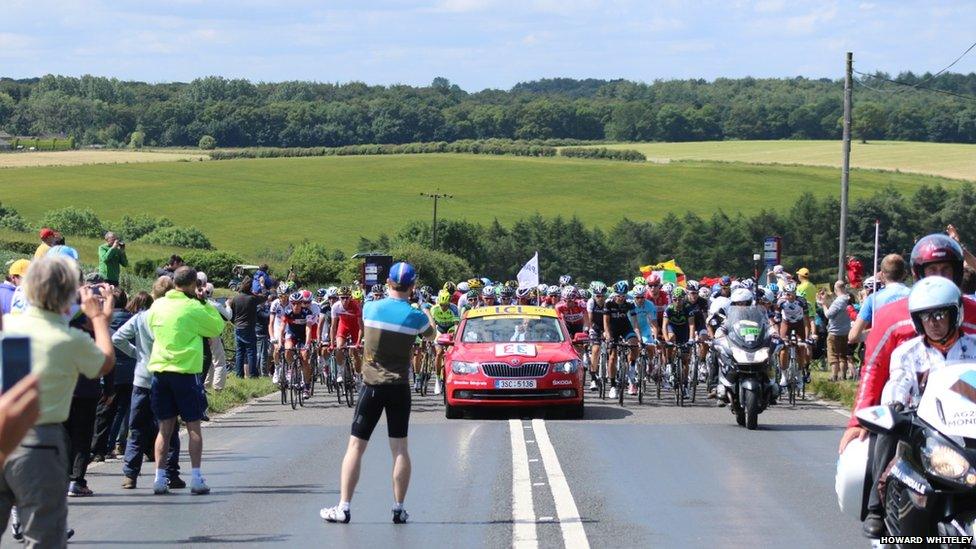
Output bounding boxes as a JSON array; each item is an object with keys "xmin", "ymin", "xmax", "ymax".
[
  {"xmin": 628, "ymin": 284, "xmax": 658, "ymax": 395},
  {"xmin": 558, "ymin": 274, "xmax": 572, "ymax": 288},
  {"xmin": 481, "ymin": 285, "xmax": 497, "ymax": 307},
  {"xmin": 777, "ymin": 283, "xmax": 814, "ymax": 385},
  {"xmin": 687, "ymin": 281, "xmax": 710, "ymax": 364},
  {"xmin": 586, "ymin": 281, "xmax": 609, "ymax": 391},
  {"xmin": 330, "ymin": 286, "xmax": 363, "ymax": 383},
  {"xmin": 499, "ymin": 285, "xmax": 516, "ymax": 306},
  {"xmin": 318, "ymin": 287, "xmax": 339, "ymax": 365},
  {"xmin": 278, "ymin": 291, "xmax": 318, "ymax": 398},
  {"xmin": 662, "ymin": 286, "xmax": 698, "ymax": 398},
  {"xmin": 555, "ymin": 286, "xmax": 587, "ymax": 339},
  {"xmin": 603, "ymin": 288, "xmax": 640, "ymax": 399},
  {"xmin": 268, "ymin": 291, "xmax": 290, "ymax": 383},
  {"xmin": 544, "ymin": 286, "xmax": 560, "ymax": 308},
  {"xmin": 515, "ymin": 287, "xmax": 535, "ymax": 306},
  {"xmin": 425, "ymin": 290, "xmax": 460, "ymax": 395}
]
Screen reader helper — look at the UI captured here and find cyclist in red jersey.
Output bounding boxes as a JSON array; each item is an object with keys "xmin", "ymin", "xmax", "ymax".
[
  {"xmin": 330, "ymin": 286, "xmax": 363, "ymax": 380},
  {"xmin": 555, "ymin": 286, "xmax": 588, "ymax": 338}
]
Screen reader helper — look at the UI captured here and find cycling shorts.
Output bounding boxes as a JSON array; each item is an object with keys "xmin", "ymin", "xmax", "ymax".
[
  {"xmin": 638, "ymin": 327, "xmax": 655, "ymax": 344},
  {"xmin": 351, "ymin": 384, "xmax": 411, "ymax": 440},
  {"xmin": 609, "ymin": 329, "xmax": 637, "ymax": 342},
  {"xmin": 668, "ymin": 325, "xmax": 691, "ymax": 344},
  {"xmin": 336, "ymin": 326, "xmax": 360, "ymax": 343},
  {"xmin": 285, "ymin": 333, "xmax": 309, "ymax": 349},
  {"xmin": 783, "ymin": 321, "xmax": 807, "ymax": 340},
  {"xmin": 566, "ymin": 323, "xmax": 585, "ymax": 337}
]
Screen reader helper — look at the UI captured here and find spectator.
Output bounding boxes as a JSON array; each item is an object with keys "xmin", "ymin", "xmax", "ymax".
[
  {"xmin": 962, "ymin": 266, "xmax": 976, "ymax": 296},
  {"xmin": 846, "ymin": 256, "xmax": 864, "ymax": 288},
  {"xmin": 0, "ymin": 256, "xmax": 114, "ymax": 547},
  {"xmin": 229, "ymin": 276, "xmax": 266, "ymax": 378},
  {"xmin": 155, "ymin": 255, "xmax": 184, "ymax": 279},
  {"xmin": 795, "ymin": 267, "xmax": 818, "ymax": 318},
  {"xmin": 251, "ymin": 264, "xmax": 274, "ymax": 296},
  {"xmin": 0, "ymin": 376, "xmax": 40, "ymax": 467},
  {"xmin": 146, "ymin": 266, "xmax": 225, "ymax": 495},
  {"xmin": 848, "ymin": 254, "xmax": 910, "ymax": 345},
  {"xmin": 255, "ymin": 292, "xmax": 274, "ymax": 375},
  {"xmin": 33, "ymin": 228, "xmax": 56, "ymax": 261},
  {"xmin": 91, "ymin": 288, "xmax": 134, "ymax": 462},
  {"xmin": 198, "ymin": 276, "xmax": 230, "ymax": 394},
  {"xmin": 0, "ymin": 259, "xmax": 29, "ymax": 315},
  {"xmin": 98, "ymin": 231, "xmax": 128, "ymax": 287},
  {"xmin": 113, "ymin": 278, "xmax": 183, "ymax": 490},
  {"xmin": 819, "ymin": 281, "xmax": 852, "ymax": 381}
]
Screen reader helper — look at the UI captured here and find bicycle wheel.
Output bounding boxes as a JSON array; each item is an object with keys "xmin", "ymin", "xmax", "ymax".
[
  {"xmin": 598, "ymin": 347, "xmax": 607, "ymax": 400},
  {"xmin": 673, "ymin": 354, "xmax": 684, "ymax": 407},
  {"xmin": 344, "ymin": 360, "xmax": 356, "ymax": 408},
  {"xmin": 297, "ymin": 367, "xmax": 306, "ymax": 407},
  {"xmin": 289, "ymin": 361, "xmax": 299, "ymax": 410},
  {"xmin": 308, "ymin": 352, "xmax": 317, "ymax": 398},
  {"xmin": 689, "ymin": 347, "xmax": 699, "ymax": 403},
  {"xmin": 637, "ymin": 354, "xmax": 646, "ymax": 405},
  {"xmin": 616, "ymin": 351, "xmax": 626, "ymax": 407},
  {"xmin": 277, "ymin": 356, "xmax": 287, "ymax": 405}
]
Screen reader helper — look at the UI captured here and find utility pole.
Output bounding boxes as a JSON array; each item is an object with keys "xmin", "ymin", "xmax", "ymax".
[
  {"xmin": 420, "ymin": 191, "xmax": 453, "ymax": 250},
  {"xmin": 838, "ymin": 51, "xmax": 853, "ymax": 282}
]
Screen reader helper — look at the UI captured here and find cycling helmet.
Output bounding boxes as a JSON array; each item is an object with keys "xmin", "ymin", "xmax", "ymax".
[
  {"xmin": 730, "ymin": 288, "xmax": 753, "ymax": 305},
  {"xmin": 558, "ymin": 274, "xmax": 572, "ymax": 286},
  {"xmin": 277, "ymin": 281, "xmax": 292, "ymax": 294},
  {"xmin": 465, "ymin": 289, "xmax": 479, "ymax": 302},
  {"xmin": 768, "ymin": 282, "xmax": 779, "ymax": 295},
  {"xmin": 326, "ymin": 286, "xmax": 339, "ymax": 298},
  {"xmin": 337, "ymin": 286, "xmax": 351, "ymax": 297},
  {"xmin": 863, "ymin": 276, "xmax": 879, "ymax": 293},
  {"xmin": 560, "ymin": 286, "xmax": 576, "ymax": 300},
  {"xmin": 686, "ymin": 280, "xmax": 699, "ymax": 291},
  {"xmin": 671, "ymin": 287, "xmax": 686, "ymax": 300},
  {"xmin": 720, "ymin": 275, "xmax": 732, "ymax": 286},
  {"xmin": 546, "ymin": 286, "xmax": 560, "ymax": 297},
  {"xmin": 457, "ymin": 281, "xmax": 469, "ymax": 293},
  {"xmin": 590, "ymin": 281, "xmax": 607, "ymax": 296},
  {"xmin": 632, "ymin": 276, "xmax": 645, "ymax": 286},
  {"xmin": 288, "ymin": 291, "xmax": 303, "ymax": 303},
  {"xmin": 835, "ymin": 437, "xmax": 870, "ymax": 519},
  {"xmin": 645, "ymin": 274, "xmax": 661, "ymax": 287},
  {"xmin": 578, "ymin": 289, "xmax": 592, "ymax": 300},
  {"xmin": 300, "ymin": 289, "xmax": 313, "ymax": 302},
  {"xmin": 730, "ymin": 280, "xmax": 743, "ymax": 290},
  {"xmin": 633, "ymin": 284, "xmax": 647, "ymax": 296},
  {"xmin": 661, "ymin": 282, "xmax": 675, "ymax": 295},
  {"xmin": 443, "ymin": 281, "xmax": 457, "ymax": 293},
  {"xmin": 537, "ymin": 283, "xmax": 548, "ymax": 294},
  {"xmin": 352, "ymin": 289, "xmax": 364, "ymax": 300},
  {"xmin": 436, "ymin": 290, "xmax": 451, "ymax": 305},
  {"xmin": 758, "ymin": 287, "xmax": 775, "ymax": 303},
  {"xmin": 500, "ymin": 286, "xmax": 515, "ymax": 299},
  {"xmin": 467, "ymin": 278, "xmax": 483, "ymax": 291},
  {"xmin": 908, "ymin": 276, "xmax": 962, "ymax": 338},
  {"xmin": 711, "ymin": 283, "xmax": 722, "ymax": 297},
  {"xmin": 515, "ymin": 287, "xmax": 532, "ymax": 299},
  {"xmin": 316, "ymin": 288, "xmax": 327, "ymax": 298},
  {"xmin": 614, "ymin": 280, "xmax": 630, "ymax": 294},
  {"xmin": 505, "ymin": 280, "xmax": 518, "ymax": 290},
  {"xmin": 783, "ymin": 283, "xmax": 797, "ymax": 295},
  {"xmin": 370, "ymin": 284, "xmax": 384, "ymax": 296},
  {"xmin": 480, "ymin": 278, "xmax": 491, "ymax": 287},
  {"xmin": 481, "ymin": 286, "xmax": 495, "ymax": 298},
  {"xmin": 911, "ymin": 233, "xmax": 964, "ymax": 285},
  {"xmin": 742, "ymin": 278, "xmax": 755, "ymax": 290}
]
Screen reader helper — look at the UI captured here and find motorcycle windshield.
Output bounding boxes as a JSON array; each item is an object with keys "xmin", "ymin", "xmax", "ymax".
[
  {"xmin": 725, "ymin": 306, "xmax": 768, "ymax": 351},
  {"xmin": 917, "ymin": 361, "xmax": 976, "ymax": 440}
]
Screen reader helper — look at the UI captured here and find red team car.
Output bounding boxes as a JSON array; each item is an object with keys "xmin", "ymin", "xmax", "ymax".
[{"xmin": 439, "ymin": 305, "xmax": 585, "ymax": 419}]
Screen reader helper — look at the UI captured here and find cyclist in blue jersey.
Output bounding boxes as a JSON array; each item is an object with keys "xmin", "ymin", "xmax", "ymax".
[{"xmin": 628, "ymin": 285, "xmax": 658, "ymax": 396}]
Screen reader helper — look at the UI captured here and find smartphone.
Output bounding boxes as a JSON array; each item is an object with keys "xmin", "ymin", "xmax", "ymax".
[
  {"xmin": 0, "ymin": 336, "xmax": 31, "ymax": 394},
  {"xmin": 91, "ymin": 285, "xmax": 102, "ymax": 296}
]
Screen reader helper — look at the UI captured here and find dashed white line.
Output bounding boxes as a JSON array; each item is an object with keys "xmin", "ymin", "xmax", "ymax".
[
  {"xmin": 509, "ymin": 419, "xmax": 538, "ymax": 549},
  {"xmin": 532, "ymin": 419, "xmax": 590, "ymax": 549}
]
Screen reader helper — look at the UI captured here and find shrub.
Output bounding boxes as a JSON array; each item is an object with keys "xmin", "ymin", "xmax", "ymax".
[
  {"xmin": 388, "ymin": 243, "xmax": 471, "ymax": 288},
  {"xmin": 0, "ymin": 240, "xmax": 39, "ymax": 255},
  {"xmin": 198, "ymin": 135, "xmax": 217, "ymax": 150},
  {"xmin": 0, "ymin": 202, "xmax": 29, "ymax": 232},
  {"xmin": 132, "ymin": 258, "xmax": 162, "ymax": 278},
  {"xmin": 39, "ymin": 207, "xmax": 105, "ymax": 237},
  {"xmin": 138, "ymin": 226, "xmax": 213, "ymax": 249},
  {"xmin": 209, "ymin": 139, "xmax": 557, "ymax": 160},
  {"xmin": 129, "ymin": 131, "xmax": 145, "ymax": 149},
  {"xmin": 114, "ymin": 214, "xmax": 174, "ymax": 241},
  {"xmin": 180, "ymin": 250, "xmax": 244, "ymax": 286},
  {"xmin": 287, "ymin": 242, "xmax": 345, "ymax": 284},
  {"xmin": 559, "ymin": 147, "xmax": 646, "ymax": 162}
]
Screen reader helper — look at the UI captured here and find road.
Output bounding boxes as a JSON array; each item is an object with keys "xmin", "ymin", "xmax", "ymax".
[{"xmin": 7, "ymin": 386, "xmax": 865, "ymax": 548}]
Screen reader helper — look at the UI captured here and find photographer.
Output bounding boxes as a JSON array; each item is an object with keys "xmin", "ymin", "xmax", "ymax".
[{"xmin": 98, "ymin": 232, "xmax": 128, "ymax": 287}]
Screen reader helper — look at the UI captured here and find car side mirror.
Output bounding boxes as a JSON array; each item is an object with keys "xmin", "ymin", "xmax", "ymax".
[
  {"xmin": 572, "ymin": 332, "xmax": 590, "ymax": 343},
  {"xmin": 855, "ymin": 405, "xmax": 911, "ymax": 436},
  {"xmin": 436, "ymin": 333, "xmax": 454, "ymax": 346}
]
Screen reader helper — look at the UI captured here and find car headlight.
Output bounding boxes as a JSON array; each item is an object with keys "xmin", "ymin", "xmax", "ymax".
[
  {"xmin": 922, "ymin": 437, "xmax": 976, "ymax": 485},
  {"xmin": 553, "ymin": 360, "xmax": 579, "ymax": 374},
  {"xmin": 451, "ymin": 361, "xmax": 479, "ymax": 375}
]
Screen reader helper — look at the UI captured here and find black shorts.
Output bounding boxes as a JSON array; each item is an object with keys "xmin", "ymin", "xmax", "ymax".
[
  {"xmin": 351, "ymin": 384, "xmax": 411, "ymax": 440},
  {"xmin": 566, "ymin": 323, "xmax": 585, "ymax": 337}
]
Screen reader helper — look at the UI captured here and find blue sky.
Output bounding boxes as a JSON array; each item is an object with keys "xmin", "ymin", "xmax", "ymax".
[{"xmin": 1, "ymin": 0, "xmax": 974, "ymax": 90}]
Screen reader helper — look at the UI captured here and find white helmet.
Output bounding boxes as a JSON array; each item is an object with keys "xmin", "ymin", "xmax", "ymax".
[
  {"xmin": 835, "ymin": 437, "xmax": 870, "ymax": 518},
  {"xmin": 730, "ymin": 288, "xmax": 753, "ymax": 305},
  {"xmin": 661, "ymin": 282, "xmax": 675, "ymax": 295},
  {"xmin": 730, "ymin": 280, "xmax": 743, "ymax": 290},
  {"xmin": 457, "ymin": 281, "xmax": 470, "ymax": 293}
]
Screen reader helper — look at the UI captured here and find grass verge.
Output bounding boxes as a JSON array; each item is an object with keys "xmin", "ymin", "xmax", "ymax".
[
  {"xmin": 207, "ymin": 376, "xmax": 276, "ymax": 415},
  {"xmin": 809, "ymin": 369, "xmax": 857, "ymax": 409}
]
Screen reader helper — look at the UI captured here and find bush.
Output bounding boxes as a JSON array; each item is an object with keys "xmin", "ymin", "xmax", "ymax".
[
  {"xmin": 388, "ymin": 243, "xmax": 471, "ymax": 288},
  {"xmin": 209, "ymin": 139, "xmax": 557, "ymax": 160},
  {"xmin": 114, "ymin": 214, "xmax": 174, "ymax": 241},
  {"xmin": 287, "ymin": 242, "xmax": 346, "ymax": 285},
  {"xmin": 0, "ymin": 240, "xmax": 39, "ymax": 255},
  {"xmin": 198, "ymin": 135, "xmax": 217, "ymax": 150},
  {"xmin": 180, "ymin": 250, "xmax": 244, "ymax": 286},
  {"xmin": 129, "ymin": 131, "xmax": 145, "ymax": 149},
  {"xmin": 39, "ymin": 207, "xmax": 105, "ymax": 238},
  {"xmin": 559, "ymin": 147, "xmax": 646, "ymax": 162},
  {"xmin": 0, "ymin": 202, "xmax": 29, "ymax": 232},
  {"xmin": 138, "ymin": 226, "xmax": 213, "ymax": 249},
  {"xmin": 132, "ymin": 258, "xmax": 162, "ymax": 278}
]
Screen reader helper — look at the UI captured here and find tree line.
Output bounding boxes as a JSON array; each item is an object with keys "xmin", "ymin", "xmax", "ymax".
[{"xmin": 1, "ymin": 73, "xmax": 974, "ymax": 148}]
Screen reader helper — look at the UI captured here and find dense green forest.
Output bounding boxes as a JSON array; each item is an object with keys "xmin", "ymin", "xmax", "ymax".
[{"xmin": 1, "ymin": 73, "xmax": 974, "ymax": 148}]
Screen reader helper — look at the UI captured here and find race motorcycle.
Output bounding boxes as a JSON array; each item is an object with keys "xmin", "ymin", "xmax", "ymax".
[
  {"xmin": 855, "ymin": 362, "xmax": 976, "ymax": 546},
  {"xmin": 713, "ymin": 305, "xmax": 779, "ymax": 430}
]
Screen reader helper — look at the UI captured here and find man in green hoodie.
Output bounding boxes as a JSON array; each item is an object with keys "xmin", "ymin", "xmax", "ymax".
[
  {"xmin": 98, "ymin": 231, "xmax": 128, "ymax": 286},
  {"xmin": 146, "ymin": 267, "xmax": 226, "ymax": 496}
]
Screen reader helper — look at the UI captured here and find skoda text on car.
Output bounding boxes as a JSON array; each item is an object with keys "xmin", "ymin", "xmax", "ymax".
[{"xmin": 439, "ymin": 305, "xmax": 585, "ymax": 418}]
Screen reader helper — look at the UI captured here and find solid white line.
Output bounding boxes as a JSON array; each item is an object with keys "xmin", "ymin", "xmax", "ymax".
[
  {"xmin": 509, "ymin": 419, "xmax": 538, "ymax": 549},
  {"xmin": 532, "ymin": 419, "xmax": 590, "ymax": 549}
]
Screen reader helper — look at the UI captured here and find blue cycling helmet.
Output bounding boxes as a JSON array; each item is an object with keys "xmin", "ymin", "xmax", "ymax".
[
  {"xmin": 388, "ymin": 262, "xmax": 417, "ymax": 286},
  {"xmin": 720, "ymin": 275, "xmax": 731, "ymax": 286},
  {"xmin": 613, "ymin": 280, "xmax": 629, "ymax": 294}
]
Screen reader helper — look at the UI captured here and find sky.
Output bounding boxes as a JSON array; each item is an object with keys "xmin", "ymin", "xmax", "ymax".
[{"xmin": 1, "ymin": 0, "xmax": 974, "ymax": 91}]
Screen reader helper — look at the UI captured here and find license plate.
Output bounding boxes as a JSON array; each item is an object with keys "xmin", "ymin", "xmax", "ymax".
[{"xmin": 495, "ymin": 379, "xmax": 537, "ymax": 389}]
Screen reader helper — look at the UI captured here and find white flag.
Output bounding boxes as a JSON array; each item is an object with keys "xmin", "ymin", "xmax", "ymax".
[{"xmin": 517, "ymin": 252, "xmax": 539, "ymax": 289}]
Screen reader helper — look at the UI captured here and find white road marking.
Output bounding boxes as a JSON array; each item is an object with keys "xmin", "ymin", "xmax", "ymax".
[
  {"xmin": 532, "ymin": 419, "xmax": 590, "ymax": 549},
  {"xmin": 509, "ymin": 419, "xmax": 538, "ymax": 549}
]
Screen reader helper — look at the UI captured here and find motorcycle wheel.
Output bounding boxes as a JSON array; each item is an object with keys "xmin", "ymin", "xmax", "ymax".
[{"xmin": 744, "ymin": 389, "xmax": 759, "ymax": 430}]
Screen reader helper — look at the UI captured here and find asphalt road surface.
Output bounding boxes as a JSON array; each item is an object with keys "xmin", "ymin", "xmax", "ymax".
[{"xmin": 6, "ymin": 384, "xmax": 866, "ymax": 548}]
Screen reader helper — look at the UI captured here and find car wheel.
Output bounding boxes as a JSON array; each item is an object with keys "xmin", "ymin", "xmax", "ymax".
[
  {"xmin": 445, "ymin": 402, "xmax": 462, "ymax": 419},
  {"xmin": 565, "ymin": 401, "xmax": 584, "ymax": 419}
]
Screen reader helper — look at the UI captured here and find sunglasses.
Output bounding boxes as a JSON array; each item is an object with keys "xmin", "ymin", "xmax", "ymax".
[
  {"xmin": 919, "ymin": 309, "xmax": 951, "ymax": 323},
  {"xmin": 340, "ymin": 296, "xmax": 350, "ymax": 300},
  {"xmin": 635, "ymin": 295, "xmax": 646, "ymax": 299}
]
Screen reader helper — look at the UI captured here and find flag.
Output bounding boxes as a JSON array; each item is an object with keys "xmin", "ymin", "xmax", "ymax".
[
  {"xmin": 517, "ymin": 252, "xmax": 539, "ymax": 289},
  {"xmin": 639, "ymin": 259, "xmax": 687, "ymax": 287}
]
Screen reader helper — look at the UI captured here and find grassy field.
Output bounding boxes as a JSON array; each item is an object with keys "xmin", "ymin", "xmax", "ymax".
[
  {"xmin": 0, "ymin": 149, "xmax": 208, "ymax": 168},
  {"xmin": 598, "ymin": 140, "xmax": 976, "ymax": 181},
  {"xmin": 0, "ymin": 153, "xmax": 965, "ymax": 259},
  {"xmin": 0, "ymin": 228, "xmax": 188, "ymax": 267}
]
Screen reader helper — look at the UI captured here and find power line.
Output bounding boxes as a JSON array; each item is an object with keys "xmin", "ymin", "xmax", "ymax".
[
  {"xmin": 899, "ymin": 40, "xmax": 976, "ymax": 91},
  {"xmin": 853, "ymin": 68, "xmax": 976, "ymax": 103}
]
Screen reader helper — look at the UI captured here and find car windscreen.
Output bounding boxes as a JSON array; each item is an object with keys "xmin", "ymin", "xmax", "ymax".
[{"xmin": 460, "ymin": 316, "xmax": 564, "ymax": 343}]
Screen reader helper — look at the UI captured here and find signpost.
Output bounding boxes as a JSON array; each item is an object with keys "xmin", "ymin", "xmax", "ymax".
[
  {"xmin": 355, "ymin": 253, "xmax": 393, "ymax": 289},
  {"xmin": 763, "ymin": 236, "xmax": 782, "ymax": 283}
]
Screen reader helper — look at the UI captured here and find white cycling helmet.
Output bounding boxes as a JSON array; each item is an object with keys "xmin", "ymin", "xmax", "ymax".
[
  {"xmin": 835, "ymin": 437, "xmax": 870, "ymax": 518},
  {"xmin": 457, "ymin": 281, "xmax": 470, "ymax": 293},
  {"xmin": 661, "ymin": 282, "xmax": 675, "ymax": 295},
  {"xmin": 730, "ymin": 288, "xmax": 753, "ymax": 305},
  {"xmin": 482, "ymin": 285, "xmax": 495, "ymax": 298},
  {"xmin": 730, "ymin": 280, "xmax": 743, "ymax": 290}
]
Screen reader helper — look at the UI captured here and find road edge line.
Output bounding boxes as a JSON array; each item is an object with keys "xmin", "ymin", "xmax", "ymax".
[
  {"xmin": 510, "ymin": 419, "xmax": 538, "ymax": 549},
  {"xmin": 532, "ymin": 418, "xmax": 590, "ymax": 549}
]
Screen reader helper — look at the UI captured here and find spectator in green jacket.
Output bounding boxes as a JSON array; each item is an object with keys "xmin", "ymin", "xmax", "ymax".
[
  {"xmin": 98, "ymin": 232, "xmax": 128, "ymax": 286},
  {"xmin": 146, "ymin": 266, "xmax": 225, "ymax": 496}
]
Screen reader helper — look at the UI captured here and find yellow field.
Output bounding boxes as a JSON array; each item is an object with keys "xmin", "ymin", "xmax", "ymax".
[
  {"xmin": 599, "ymin": 140, "xmax": 976, "ymax": 181},
  {"xmin": 0, "ymin": 149, "xmax": 209, "ymax": 168}
]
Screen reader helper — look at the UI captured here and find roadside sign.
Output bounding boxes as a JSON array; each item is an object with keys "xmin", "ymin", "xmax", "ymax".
[{"xmin": 763, "ymin": 236, "xmax": 781, "ymax": 268}]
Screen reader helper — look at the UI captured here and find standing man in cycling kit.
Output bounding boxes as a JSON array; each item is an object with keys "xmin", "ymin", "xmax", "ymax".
[
  {"xmin": 321, "ymin": 262, "xmax": 434, "ymax": 525},
  {"xmin": 330, "ymin": 286, "xmax": 363, "ymax": 382}
]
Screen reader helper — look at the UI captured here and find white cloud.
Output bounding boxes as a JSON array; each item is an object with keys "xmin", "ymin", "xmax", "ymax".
[
  {"xmin": 783, "ymin": 4, "xmax": 838, "ymax": 34},
  {"xmin": 753, "ymin": 0, "xmax": 786, "ymax": 13},
  {"xmin": 647, "ymin": 16, "xmax": 685, "ymax": 32},
  {"xmin": 434, "ymin": 0, "xmax": 497, "ymax": 12}
]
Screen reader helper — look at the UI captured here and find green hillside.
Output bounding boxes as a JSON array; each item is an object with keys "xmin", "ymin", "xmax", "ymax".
[{"xmin": 0, "ymin": 153, "xmax": 962, "ymax": 259}]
